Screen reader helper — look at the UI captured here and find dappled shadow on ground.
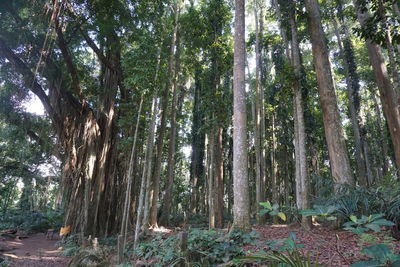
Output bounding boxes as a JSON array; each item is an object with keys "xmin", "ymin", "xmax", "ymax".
[{"xmin": 0, "ymin": 233, "xmax": 69, "ymax": 267}]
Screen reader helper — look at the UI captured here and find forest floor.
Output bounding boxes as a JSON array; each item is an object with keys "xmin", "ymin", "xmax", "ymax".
[
  {"xmin": 251, "ymin": 224, "xmax": 400, "ymax": 266},
  {"xmin": 0, "ymin": 225, "xmax": 399, "ymax": 266},
  {"xmin": 0, "ymin": 233, "xmax": 69, "ymax": 267}
]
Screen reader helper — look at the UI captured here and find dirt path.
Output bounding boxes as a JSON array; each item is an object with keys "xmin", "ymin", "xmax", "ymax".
[{"xmin": 0, "ymin": 233, "xmax": 69, "ymax": 267}]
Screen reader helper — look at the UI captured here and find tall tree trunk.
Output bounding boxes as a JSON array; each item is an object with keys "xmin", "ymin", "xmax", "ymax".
[
  {"xmin": 271, "ymin": 113, "xmax": 279, "ymax": 207},
  {"xmin": 372, "ymin": 92, "xmax": 389, "ymax": 177},
  {"xmin": 214, "ymin": 127, "xmax": 224, "ymax": 228},
  {"xmin": 141, "ymin": 97, "xmax": 159, "ymax": 231},
  {"xmin": 158, "ymin": 45, "xmax": 181, "ymax": 226},
  {"xmin": 133, "ymin": 108, "xmax": 155, "ymax": 249},
  {"xmin": 190, "ymin": 69, "xmax": 205, "ymax": 215},
  {"xmin": 149, "ymin": 0, "xmax": 180, "ymax": 227},
  {"xmin": 232, "ymin": 0, "xmax": 250, "ymax": 231},
  {"xmin": 304, "ymin": 0, "xmax": 354, "ymax": 186},
  {"xmin": 353, "ymin": 0, "xmax": 400, "ymax": 169},
  {"xmin": 207, "ymin": 132, "xmax": 215, "ymax": 229},
  {"xmin": 332, "ymin": 15, "xmax": 369, "ymax": 186},
  {"xmin": 120, "ymin": 96, "xmax": 143, "ymax": 248},
  {"xmin": 253, "ymin": 0, "xmax": 266, "ymax": 224},
  {"xmin": 377, "ymin": 0, "xmax": 400, "ymax": 95},
  {"xmin": 0, "ymin": 24, "xmax": 123, "ymax": 236},
  {"xmin": 289, "ymin": 3, "xmax": 311, "ymax": 229}
]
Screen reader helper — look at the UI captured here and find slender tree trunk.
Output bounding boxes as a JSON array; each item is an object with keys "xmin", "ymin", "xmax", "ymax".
[
  {"xmin": 120, "ymin": 96, "xmax": 143, "ymax": 248},
  {"xmin": 208, "ymin": 131, "xmax": 215, "ymax": 229},
  {"xmin": 273, "ymin": 0, "xmax": 291, "ymax": 61},
  {"xmin": 304, "ymin": 0, "xmax": 354, "ymax": 186},
  {"xmin": 377, "ymin": 0, "xmax": 400, "ymax": 95},
  {"xmin": 253, "ymin": 0, "xmax": 266, "ymax": 224},
  {"xmin": 271, "ymin": 113, "xmax": 279, "ymax": 206},
  {"xmin": 393, "ymin": 3, "xmax": 400, "ymax": 58},
  {"xmin": 141, "ymin": 97, "xmax": 159, "ymax": 230},
  {"xmin": 190, "ymin": 69, "xmax": 205, "ymax": 215},
  {"xmin": 149, "ymin": 1, "xmax": 180, "ymax": 227},
  {"xmin": 158, "ymin": 48, "xmax": 181, "ymax": 226},
  {"xmin": 332, "ymin": 17, "xmax": 369, "ymax": 186},
  {"xmin": 353, "ymin": 0, "xmax": 400, "ymax": 169},
  {"xmin": 232, "ymin": 0, "xmax": 250, "ymax": 231},
  {"xmin": 289, "ymin": 4, "xmax": 311, "ymax": 229},
  {"xmin": 372, "ymin": 93, "xmax": 389, "ymax": 176},
  {"xmin": 133, "ymin": 98, "xmax": 159, "ymax": 249},
  {"xmin": 214, "ymin": 127, "xmax": 224, "ymax": 228}
]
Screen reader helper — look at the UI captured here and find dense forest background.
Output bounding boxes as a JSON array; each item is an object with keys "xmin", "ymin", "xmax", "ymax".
[{"xmin": 0, "ymin": 0, "xmax": 400, "ymax": 265}]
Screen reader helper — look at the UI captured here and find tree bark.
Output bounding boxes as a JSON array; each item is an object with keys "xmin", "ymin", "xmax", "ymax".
[
  {"xmin": 377, "ymin": 0, "xmax": 400, "ymax": 95},
  {"xmin": 332, "ymin": 15, "xmax": 369, "ymax": 186},
  {"xmin": 0, "ymin": 25, "xmax": 122, "ymax": 236},
  {"xmin": 133, "ymin": 103, "xmax": 156, "ymax": 249},
  {"xmin": 207, "ymin": 132, "xmax": 215, "ymax": 229},
  {"xmin": 304, "ymin": 0, "xmax": 354, "ymax": 186},
  {"xmin": 232, "ymin": 0, "xmax": 250, "ymax": 231},
  {"xmin": 141, "ymin": 96, "xmax": 158, "ymax": 231},
  {"xmin": 190, "ymin": 69, "xmax": 205, "ymax": 215},
  {"xmin": 158, "ymin": 43, "xmax": 181, "ymax": 226},
  {"xmin": 214, "ymin": 127, "xmax": 224, "ymax": 228},
  {"xmin": 353, "ymin": 0, "xmax": 400, "ymax": 169},
  {"xmin": 253, "ymin": 0, "xmax": 266, "ymax": 225},
  {"xmin": 289, "ymin": 3, "xmax": 311, "ymax": 229},
  {"xmin": 149, "ymin": 0, "xmax": 180, "ymax": 227},
  {"xmin": 120, "ymin": 96, "xmax": 143, "ymax": 248}
]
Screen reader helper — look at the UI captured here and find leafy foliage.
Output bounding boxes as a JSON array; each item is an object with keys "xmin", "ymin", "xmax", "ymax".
[
  {"xmin": 350, "ymin": 244, "xmax": 400, "ymax": 267},
  {"xmin": 133, "ymin": 229, "xmax": 259, "ymax": 266},
  {"xmin": 239, "ymin": 233, "xmax": 318, "ymax": 267},
  {"xmin": 343, "ymin": 214, "xmax": 394, "ymax": 235},
  {"xmin": 259, "ymin": 201, "xmax": 287, "ymax": 222},
  {"xmin": 0, "ymin": 209, "xmax": 63, "ymax": 233},
  {"xmin": 300, "ymin": 205, "xmax": 337, "ymax": 221},
  {"xmin": 67, "ymin": 246, "xmax": 113, "ymax": 267}
]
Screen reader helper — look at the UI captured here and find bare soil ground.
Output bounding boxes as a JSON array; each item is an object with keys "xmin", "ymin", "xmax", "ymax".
[{"xmin": 0, "ymin": 233, "xmax": 69, "ymax": 267}]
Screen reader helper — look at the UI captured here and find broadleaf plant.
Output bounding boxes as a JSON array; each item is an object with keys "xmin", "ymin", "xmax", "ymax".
[
  {"xmin": 299, "ymin": 205, "xmax": 337, "ymax": 221},
  {"xmin": 259, "ymin": 201, "xmax": 286, "ymax": 222},
  {"xmin": 350, "ymin": 244, "xmax": 400, "ymax": 267},
  {"xmin": 343, "ymin": 214, "xmax": 395, "ymax": 235}
]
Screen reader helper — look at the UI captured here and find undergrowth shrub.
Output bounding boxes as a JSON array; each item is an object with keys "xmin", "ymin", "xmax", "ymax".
[
  {"xmin": 239, "ymin": 232, "xmax": 319, "ymax": 267},
  {"xmin": 0, "ymin": 209, "xmax": 63, "ymax": 233},
  {"xmin": 132, "ymin": 229, "xmax": 259, "ymax": 266},
  {"xmin": 311, "ymin": 175, "xmax": 400, "ymax": 233},
  {"xmin": 60, "ymin": 234, "xmax": 81, "ymax": 257}
]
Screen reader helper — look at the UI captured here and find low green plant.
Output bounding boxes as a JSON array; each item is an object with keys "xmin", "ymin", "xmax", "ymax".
[
  {"xmin": 300, "ymin": 205, "xmax": 337, "ymax": 221},
  {"xmin": 133, "ymin": 229, "xmax": 259, "ymax": 266},
  {"xmin": 60, "ymin": 234, "xmax": 81, "ymax": 256},
  {"xmin": 343, "ymin": 214, "xmax": 394, "ymax": 235},
  {"xmin": 359, "ymin": 233, "xmax": 379, "ymax": 247},
  {"xmin": 68, "ymin": 246, "xmax": 113, "ymax": 267},
  {"xmin": 0, "ymin": 209, "xmax": 63, "ymax": 233},
  {"xmin": 350, "ymin": 244, "xmax": 400, "ymax": 267},
  {"xmin": 265, "ymin": 232, "xmax": 304, "ymax": 252},
  {"xmin": 239, "ymin": 250, "xmax": 318, "ymax": 267},
  {"xmin": 0, "ymin": 257, "xmax": 11, "ymax": 267},
  {"xmin": 99, "ymin": 236, "xmax": 118, "ymax": 247},
  {"xmin": 239, "ymin": 233, "xmax": 318, "ymax": 267},
  {"xmin": 259, "ymin": 201, "xmax": 286, "ymax": 221}
]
